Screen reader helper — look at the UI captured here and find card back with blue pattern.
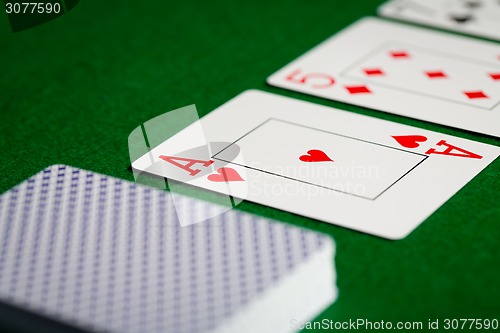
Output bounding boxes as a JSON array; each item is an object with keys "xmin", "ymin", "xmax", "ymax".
[{"xmin": 0, "ymin": 165, "xmax": 336, "ymax": 333}]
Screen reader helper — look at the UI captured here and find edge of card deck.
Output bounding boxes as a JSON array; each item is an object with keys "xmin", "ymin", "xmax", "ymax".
[{"xmin": 0, "ymin": 165, "xmax": 337, "ymax": 333}]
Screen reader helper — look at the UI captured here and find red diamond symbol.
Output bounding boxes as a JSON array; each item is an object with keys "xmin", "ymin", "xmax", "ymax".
[
  {"xmin": 389, "ymin": 51, "xmax": 410, "ymax": 58},
  {"xmin": 345, "ymin": 85, "xmax": 372, "ymax": 94},
  {"xmin": 464, "ymin": 91, "xmax": 488, "ymax": 99},
  {"xmin": 425, "ymin": 70, "xmax": 447, "ymax": 78},
  {"xmin": 489, "ymin": 73, "xmax": 500, "ymax": 80},
  {"xmin": 363, "ymin": 68, "xmax": 384, "ymax": 76}
]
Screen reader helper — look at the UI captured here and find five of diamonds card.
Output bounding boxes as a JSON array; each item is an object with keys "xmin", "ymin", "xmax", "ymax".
[
  {"xmin": 267, "ymin": 17, "xmax": 500, "ymax": 137},
  {"xmin": 132, "ymin": 90, "xmax": 499, "ymax": 240}
]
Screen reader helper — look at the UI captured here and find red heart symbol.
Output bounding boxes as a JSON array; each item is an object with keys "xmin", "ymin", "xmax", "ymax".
[
  {"xmin": 207, "ymin": 167, "xmax": 245, "ymax": 182},
  {"xmin": 299, "ymin": 149, "xmax": 333, "ymax": 162},
  {"xmin": 392, "ymin": 135, "xmax": 428, "ymax": 149}
]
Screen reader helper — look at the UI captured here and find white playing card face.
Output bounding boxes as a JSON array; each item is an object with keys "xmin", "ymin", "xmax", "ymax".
[
  {"xmin": 127, "ymin": 105, "xmax": 247, "ymax": 227},
  {"xmin": 132, "ymin": 90, "xmax": 500, "ymax": 240},
  {"xmin": 379, "ymin": 0, "xmax": 500, "ymax": 41},
  {"xmin": 267, "ymin": 17, "xmax": 500, "ymax": 137},
  {"xmin": 214, "ymin": 119, "xmax": 426, "ymax": 200}
]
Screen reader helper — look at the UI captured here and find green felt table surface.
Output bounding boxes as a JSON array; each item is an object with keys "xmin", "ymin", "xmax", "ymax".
[{"xmin": 1, "ymin": 0, "xmax": 499, "ymax": 332}]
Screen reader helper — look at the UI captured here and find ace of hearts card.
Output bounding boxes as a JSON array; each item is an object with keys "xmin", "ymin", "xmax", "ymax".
[
  {"xmin": 131, "ymin": 90, "xmax": 499, "ymax": 239},
  {"xmin": 267, "ymin": 17, "xmax": 500, "ymax": 137}
]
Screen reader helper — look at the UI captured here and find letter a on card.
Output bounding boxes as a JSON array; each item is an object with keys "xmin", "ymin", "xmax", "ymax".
[
  {"xmin": 159, "ymin": 155, "xmax": 214, "ymax": 176},
  {"xmin": 425, "ymin": 140, "xmax": 482, "ymax": 159}
]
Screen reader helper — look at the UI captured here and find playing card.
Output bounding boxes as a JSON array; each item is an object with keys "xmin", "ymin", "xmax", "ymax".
[
  {"xmin": 128, "ymin": 104, "xmax": 247, "ymax": 227},
  {"xmin": 132, "ymin": 90, "xmax": 500, "ymax": 239},
  {"xmin": 379, "ymin": 0, "xmax": 500, "ymax": 41},
  {"xmin": 0, "ymin": 165, "xmax": 336, "ymax": 333},
  {"xmin": 214, "ymin": 118, "xmax": 425, "ymax": 200},
  {"xmin": 267, "ymin": 17, "xmax": 500, "ymax": 137}
]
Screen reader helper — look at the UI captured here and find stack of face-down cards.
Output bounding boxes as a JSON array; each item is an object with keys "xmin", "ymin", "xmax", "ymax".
[{"xmin": 0, "ymin": 165, "xmax": 336, "ymax": 333}]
